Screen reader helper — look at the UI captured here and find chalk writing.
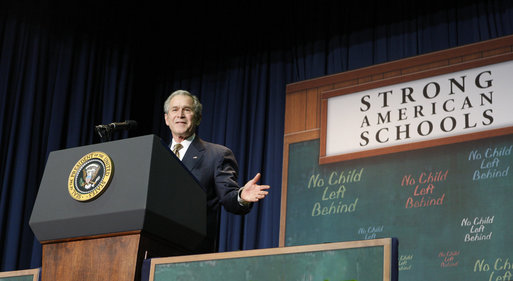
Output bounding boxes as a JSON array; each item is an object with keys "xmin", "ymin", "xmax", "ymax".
[
  {"xmin": 357, "ymin": 225, "xmax": 384, "ymax": 240},
  {"xmin": 439, "ymin": 250, "xmax": 460, "ymax": 268},
  {"xmin": 399, "ymin": 254, "xmax": 413, "ymax": 271},
  {"xmin": 308, "ymin": 168, "xmax": 363, "ymax": 217},
  {"xmin": 468, "ymin": 145, "xmax": 511, "ymax": 181},
  {"xmin": 461, "ymin": 216, "xmax": 494, "ymax": 242},
  {"xmin": 401, "ymin": 170, "xmax": 448, "ymax": 208},
  {"xmin": 473, "ymin": 257, "xmax": 512, "ymax": 281}
]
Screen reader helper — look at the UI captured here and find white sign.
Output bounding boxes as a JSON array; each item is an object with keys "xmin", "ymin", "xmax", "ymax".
[{"xmin": 325, "ymin": 60, "xmax": 513, "ymax": 158}]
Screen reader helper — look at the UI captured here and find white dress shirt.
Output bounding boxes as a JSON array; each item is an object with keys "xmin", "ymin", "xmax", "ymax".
[{"xmin": 170, "ymin": 134, "xmax": 195, "ymax": 161}]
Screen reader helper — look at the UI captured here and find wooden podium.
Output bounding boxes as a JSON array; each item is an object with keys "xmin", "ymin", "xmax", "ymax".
[{"xmin": 29, "ymin": 135, "xmax": 206, "ymax": 281}]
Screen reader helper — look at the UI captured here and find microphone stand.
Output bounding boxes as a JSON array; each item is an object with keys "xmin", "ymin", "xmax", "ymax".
[{"xmin": 95, "ymin": 125, "xmax": 113, "ymax": 142}]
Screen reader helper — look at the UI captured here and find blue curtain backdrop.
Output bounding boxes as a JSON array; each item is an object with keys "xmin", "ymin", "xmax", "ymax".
[{"xmin": 1, "ymin": 0, "xmax": 512, "ymax": 271}]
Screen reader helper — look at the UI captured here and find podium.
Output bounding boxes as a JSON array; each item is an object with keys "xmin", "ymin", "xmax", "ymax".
[{"xmin": 29, "ymin": 135, "xmax": 206, "ymax": 281}]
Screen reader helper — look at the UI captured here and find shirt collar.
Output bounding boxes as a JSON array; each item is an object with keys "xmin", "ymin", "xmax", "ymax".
[{"xmin": 171, "ymin": 134, "xmax": 195, "ymax": 160}]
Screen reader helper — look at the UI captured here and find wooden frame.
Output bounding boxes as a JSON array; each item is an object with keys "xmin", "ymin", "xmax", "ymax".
[
  {"xmin": 0, "ymin": 268, "xmax": 40, "ymax": 281},
  {"xmin": 147, "ymin": 238, "xmax": 393, "ymax": 281},
  {"xmin": 280, "ymin": 34, "xmax": 513, "ymax": 246}
]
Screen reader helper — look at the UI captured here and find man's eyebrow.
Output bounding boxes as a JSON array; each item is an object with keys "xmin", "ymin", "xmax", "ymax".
[{"xmin": 171, "ymin": 105, "xmax": 193, "ymax": 109}]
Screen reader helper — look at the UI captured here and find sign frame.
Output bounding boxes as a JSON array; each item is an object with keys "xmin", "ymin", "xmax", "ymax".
[{"xmin": 320, "ymin": 54, "xmax": 513, "ymax": 164}]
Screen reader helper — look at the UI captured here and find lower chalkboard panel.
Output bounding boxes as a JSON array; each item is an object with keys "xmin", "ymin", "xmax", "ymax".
[
  {"xmin": 0, "ymin": 269, "xmax": 39, "ymax": 281},
  {"xmin": 147, "ymin": 239, "xmax": 394, "ymax": 281}
]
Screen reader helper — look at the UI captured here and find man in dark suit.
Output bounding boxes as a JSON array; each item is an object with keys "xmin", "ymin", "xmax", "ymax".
[{"xmin": 164, "ymin": 90, "xmax": 270, "ymax": 252}]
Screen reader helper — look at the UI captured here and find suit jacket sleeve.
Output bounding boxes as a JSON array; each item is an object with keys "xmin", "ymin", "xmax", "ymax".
[{"xmin": 214, "ymin": 147, "xmax": 252, "ymax": 215}]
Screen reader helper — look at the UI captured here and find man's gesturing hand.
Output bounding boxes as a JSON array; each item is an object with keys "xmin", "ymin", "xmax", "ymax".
[{"xmin": 240, "ymin": 173, "xmax": 270, "ymax": 202}]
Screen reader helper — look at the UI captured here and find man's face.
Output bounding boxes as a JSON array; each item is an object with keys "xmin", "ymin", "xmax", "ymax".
[{"xmin": 164, "ymin": 95, "xmax": 196, "ymax": 141}]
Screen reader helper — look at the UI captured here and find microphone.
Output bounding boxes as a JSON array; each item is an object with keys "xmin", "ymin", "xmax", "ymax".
[
  {"xmin": 106, "ymin": 120, "xmax": 138, "ymax": 131},
  {"xmin": 95, "ymin": 120, "xmax": 138, "ymax": 142}
]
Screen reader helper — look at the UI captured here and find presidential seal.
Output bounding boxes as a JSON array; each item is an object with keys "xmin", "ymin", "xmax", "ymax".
[{"xmin": 68, "ymin": 151, "xmax": 113, "ymax": 201}]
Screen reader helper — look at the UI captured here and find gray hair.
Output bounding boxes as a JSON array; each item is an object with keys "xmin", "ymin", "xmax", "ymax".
[{"xmin": 163, "ymin": 90, "xmax": 203, "ymax": 126}]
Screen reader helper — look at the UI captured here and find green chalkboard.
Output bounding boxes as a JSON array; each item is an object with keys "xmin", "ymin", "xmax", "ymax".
[
  {"xmin": 284, "ymin": 133, "xmax": 513, "ymax": 281},
  {"xmin": 149, "ymin": 239, "xmax": 393, "ymax": 281},
  {"xmin": 0, "ymin": 277, "xmax": 33, "ymax": 281}
]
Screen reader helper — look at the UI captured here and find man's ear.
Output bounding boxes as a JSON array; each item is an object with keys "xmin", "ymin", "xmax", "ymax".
[{"xmin": 164, "ymin": 113, "xmax": 170, "ymax": 126}]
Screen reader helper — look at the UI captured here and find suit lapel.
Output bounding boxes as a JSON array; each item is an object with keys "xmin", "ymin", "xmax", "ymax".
[{"xmin": 182, "ymin": 137, "xmax": 205, "ymax": 172}]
